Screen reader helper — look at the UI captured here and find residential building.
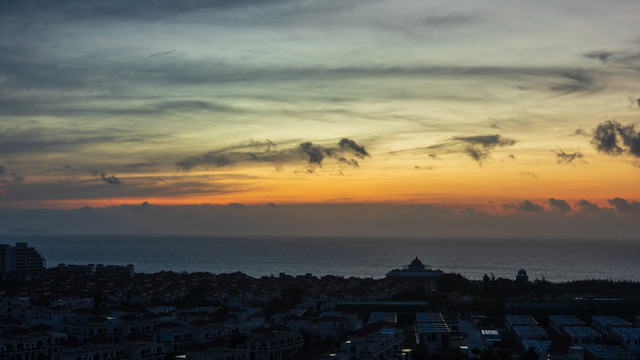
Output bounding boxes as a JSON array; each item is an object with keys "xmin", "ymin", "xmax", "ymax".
[
  {"xmin": 246, "ymin": 328, "xmax": 304, "ymax": 360},
  {"xmin": 0, "ymin": 243, "xmax": 45, "ymax": 272},
  {"xmin": 336, "ymin": 322, "xmax": 408, "ymax": 360}
]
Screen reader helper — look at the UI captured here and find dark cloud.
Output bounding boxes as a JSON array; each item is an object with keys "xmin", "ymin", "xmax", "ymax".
[
  {"xmin": 338, "ymin": 138, "xmax": 369, "ymax": 157},
  {"xmin": 452, "ymin": 135, "xmax": 517, "ymax": 148},
  {"xmin": 584, "ymin": 51, "xmax": 614, "ymax": 64},
  {"xmin": 177, "ymin": 138, "xmax": 370, "ymax": 172},
  {"xmin": 91, "ymin": 170, "xmax": 121, "ymax": 185},
  {"xmin": 575, "ymin": 199, "xmax": 601, "ymax": 212},
  {"xmin": 462, "ymin": 147, "xmax": 487, "ymax": 162},
  {"xmin": 591, "ymin": 120, "xmax": 640, "ymax": 158},
  {"xmin": 547, "ymin": 198, "xmax": 571, "ymax": 212},
  {"xmin": 425, "ymin": 134, "xmax": 516, "ymax": 164},
  {"xmin": 503, "ymin": 200, "xmax": 544, "ymax": 212},
  {"xmin": 607, "ymin": 197, "xmax": 640, "ymax": 213},
  {"xmin": 553, "ymin": 149, "xmax": 583, "ymax": 164},
  {"xmin": 299, "ymin": 142, "xmax": 327, "ymax": 165}
]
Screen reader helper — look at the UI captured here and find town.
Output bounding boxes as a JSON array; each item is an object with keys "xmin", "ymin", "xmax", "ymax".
[{"xmin": 1, "ymin": 242, "xmax": 639, "ymax": 360}]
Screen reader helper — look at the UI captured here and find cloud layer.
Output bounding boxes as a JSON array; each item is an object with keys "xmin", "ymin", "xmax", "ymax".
[{"xmin": 1, "ymin": 200, "xmax": 638, "ymax": 237}]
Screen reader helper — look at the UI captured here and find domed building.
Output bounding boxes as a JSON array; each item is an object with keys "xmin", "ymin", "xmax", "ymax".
[
  {"xmin": 516, "ymin": 268, "xmax": 529, "ymax": 282},
  {"xmin": 386, "ymin": 257, "xmax": 443, "ymax": 278}
]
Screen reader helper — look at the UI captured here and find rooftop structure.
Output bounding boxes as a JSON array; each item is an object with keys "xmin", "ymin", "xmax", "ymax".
[
  {"xmin": 246, "ymin": 329, "xmax": 303, "ymax": 360},
  {"xmin": 368, "ymin": 312, "xmax": 397, "ymax": 324},
  {"xmin": 386, "ymin": 257, "xmax": 443, "ymax": 278},
  {"xmin": 336, "ymin": 322, "xmax": 407, "ymax": 360},
  {"xmin": 562, "ymin": 326, "xmax": 604, "ymax": 346},
  {"xmin": 505, "ymin": 315, "xmax": 538, "ymax": 330},
  {"xmin": 416, "ymin": 313, "xmax": 450, "ymax": 352},
  {"xmin": 592, "ymin": 316, "xmax": 633, "ymax": 335},
  {"xmin": 549, "ymin": 315, "xmax": 586, "ymax": 335},
  {"xmin": 481, "ymin": 330, "xmax": 502, "ymax": 347},
  {"xmin": 610, "ymin": 327, "xmax": 640, "ymax": 352},
  {"xmin": 520, "ymin": 339, "xmax": 551, "ymax": 355},
  {"xmin": 583, "ymin": 344, "xmax": 635, "ymax": 360},
  {"xmin": 513, "ymin": 325, "xmax": 549, "ymax": 341}
]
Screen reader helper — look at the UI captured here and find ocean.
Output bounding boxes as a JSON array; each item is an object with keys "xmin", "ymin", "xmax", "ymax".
[{"xmin": 1, "ymin": 235, "xmax": 638, "ymax": 282}]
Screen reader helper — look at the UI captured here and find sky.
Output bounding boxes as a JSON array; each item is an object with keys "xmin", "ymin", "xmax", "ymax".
[{"xmin": 1, "ymin": 0, "xmax": 639, "ymax": 236}]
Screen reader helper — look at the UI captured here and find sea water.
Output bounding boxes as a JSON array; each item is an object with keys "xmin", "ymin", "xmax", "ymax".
[{"xmin": 1, "ymin": 235, "xmax": 638, "ymax": 282}]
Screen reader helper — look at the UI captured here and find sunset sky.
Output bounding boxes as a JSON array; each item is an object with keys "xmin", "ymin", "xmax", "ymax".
[{"xmin": 1, "ymin": 0, "xmax": 639, "ymax": 236}]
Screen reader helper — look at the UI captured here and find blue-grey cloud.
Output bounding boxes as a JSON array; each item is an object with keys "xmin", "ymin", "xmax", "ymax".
[
  {"xmin": 2, "ymin": 202, "xmax": 637, "ymax": 237},
  {"xmin": 576, "ymin": 199, "xmax": 602, "ymax": 212},
  {"xmin": 503, "ymin": 200, "xmax": 544, "ymax": 212},
  {"xmin": 338, "ymin": 138, "xmax": 369, "ymax": 157},
  {"xmin": 607, "ymin": 197, "xmax": 640, "ymax": 213},
  {"xmin": 547, "ymin": 198, "xmax": 571, "ymax": 212}
]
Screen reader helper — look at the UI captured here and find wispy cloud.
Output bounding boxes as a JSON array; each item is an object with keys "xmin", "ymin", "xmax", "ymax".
[
  {"xmin": 176, "ymin": 138, "xmax": 370, "ymax": 172},
  {"xmin": 91, "ymin": 170, "xmax": 121, "ymax": 185},
  {"xmin": 424, "ymin": 134, "xmax": 516, "ymax": 164},
  {"xmin": 553, "ymin": 149, "xmax": 583, "ymax": 165}
]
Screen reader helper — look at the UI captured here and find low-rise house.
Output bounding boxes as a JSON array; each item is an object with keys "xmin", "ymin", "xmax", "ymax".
[
  {"xmin": 591, "ymin": 316, "xmax": 633, "ymax": 340},
  {"xmin": 609, "ymin": 327, "xmax": 640, "ymax": 353},
  {"xmin": 181, "ymin": 342, "xmax": 248, "ymax": 360},
  {"xmin": 335, "ymin": 321, "xmax": 408, "ymax": 360},
  {"xmin": 63, "ymin": 316, "xmax": 121, "ymax": 341},
  {"xmin": 154, "ymin": 321, "xmax": 192, "ymax": 354},
  {"xmin": 3, "ymin": 297, "xmax": 32, "ymax": 323},
  {"xmin": 56, "ymin": 336, "xmax": 128, "ymax": 360},
  {"xmin": 1, "ymin": 326, "xmax": 68, "ymax": 360},
  {"xmin": 415, "ymin": 313, "xmax": 450, "ymax": 352},
  {"xmin": 505, "ymin": 315, "xmax": 538, "ymax": 331},
  {"xmin": 562, "ymin": 326, "xmax": 604, "ymax": 346},
  {"xmin": 583, "ymin": 344, "xmax": 634, "ymax": 360},
  {"xmin": 513, "ymin": 325, "xmax": 549, "ymax": 341},
  {"xmin": 549, "ymin": 315, "xmax": 585, "ymax": 335},
  {"xmin": 246, "ymin": 327, "xmax": 304, "ymax": 360}
]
